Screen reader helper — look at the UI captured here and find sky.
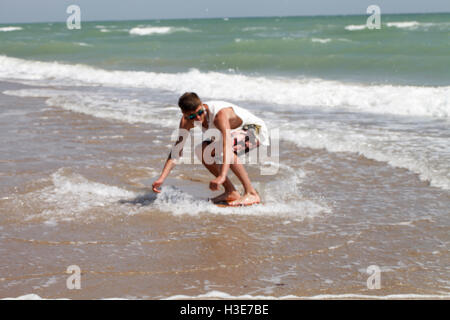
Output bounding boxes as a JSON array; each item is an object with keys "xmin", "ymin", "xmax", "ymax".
[{"xmin": 0, "ymin": 0, "xmax": 449, "ymax": 23}]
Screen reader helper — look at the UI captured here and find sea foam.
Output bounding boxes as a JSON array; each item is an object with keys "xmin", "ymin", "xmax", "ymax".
[
  {"xmin": 0, "ymin": 56, "xmax": 448, "ymax": 120},
  {"xmin": 311, "ymin": 38, "xmax": 332, "ymax": 43},
  {"xmin": 281, "ymin": 123, "xmax": 450, "ymax": 191},
  {"xmin": 129, "ymin": 26, "xmax": 192, "ymax": 36},
  {"xmin": 346, "ymin": 21, "xmax": 449, "ymax": 31},
  {"xmin": 17, "ymin": 166, "xmax": 327, "ymax": 222},
  {"xmin": 152, "ymin": 160, "xmax": 327, "ymax": 219},
  {"xmin": 386, "ymin": 21, "xmax": 420, "ymax": 29},
  {"xmin": 344, "ymin": 24, "xmax": 367, "ymax": 31},
  {"xmin": 21, "ymin": 168, "xmax": 139, "ymax": 222},
  {"xmin": 4, "ymin": 291, "xmax": 449, "ymax": 300},
  {"xmin": 0, "ymin": 26, "xmax": 23, "ymax": 32},
  {"xmin": 3, "ymin": 88, "xmax": 180, "ymax": 128},
  {"xmin": 163, "ymin": 290, "xmax": 450, "ymax": 300}
]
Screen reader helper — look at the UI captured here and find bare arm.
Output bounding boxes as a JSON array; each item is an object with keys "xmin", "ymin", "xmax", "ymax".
[
  {"xmin": 214, "ymin": 111, "xmax": 234, "ymax": 179},
  {"xmin": 152, "ymin": 117, "xmax": 192, "ymax": 193},
  {"xmin": 207, "ymin": 110, "xmax": 235, "ymax": 192}
]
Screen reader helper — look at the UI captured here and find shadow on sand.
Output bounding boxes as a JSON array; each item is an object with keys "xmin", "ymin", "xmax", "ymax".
[{"xmin": 118, "ymin": 190, "xmax": 157, "ymax": 207}]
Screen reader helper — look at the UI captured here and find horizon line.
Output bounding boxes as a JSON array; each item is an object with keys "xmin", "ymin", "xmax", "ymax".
[{"xmin": 1, "ymin": 10, "xmax": 449, "ymax": 25}]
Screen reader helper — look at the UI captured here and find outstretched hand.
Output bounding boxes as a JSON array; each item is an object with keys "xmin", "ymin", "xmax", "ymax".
[
  {"xmin": 152, "ymin": 178, "xmax": 164, "ymax": 193},
  {"xmin": 209, "ymin": 176, "xmax": 226, "ymax": 191}
]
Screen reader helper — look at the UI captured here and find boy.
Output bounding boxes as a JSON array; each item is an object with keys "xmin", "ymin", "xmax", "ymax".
[{"xmin": 152, "ymin": 92, "xmax": 269, "ymax": 206}]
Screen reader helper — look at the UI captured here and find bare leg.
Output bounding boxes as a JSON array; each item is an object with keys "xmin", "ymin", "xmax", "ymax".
[
  {"xmin": 199, "ymin": 142, "xmax": 240, "ymax": 203},
  {"xmin": 228, "ymin": 153, "xmax": 261, "ymax": 206}
]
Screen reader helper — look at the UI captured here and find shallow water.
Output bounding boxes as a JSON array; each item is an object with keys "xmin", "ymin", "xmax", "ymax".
[
  {"xmin": 0, "ymin": 13, "xmax": 449, "ymax": 299},
  {"xmin": 0, "ymin": 80, "xmax": 448, "ymax": 299}
]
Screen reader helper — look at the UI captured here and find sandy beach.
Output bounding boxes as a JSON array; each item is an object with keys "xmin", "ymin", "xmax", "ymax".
[{"xmin": 1, "ymin": 78, "xmax": 448, "ymax": 299}]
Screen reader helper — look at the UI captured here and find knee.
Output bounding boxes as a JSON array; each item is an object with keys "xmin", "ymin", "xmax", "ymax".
[
  {"xmin": 194, "ymin": 144, "xmax": 204, "ymax": 162},
  {"xmin": 197, "ymin": 142, "xmax": 216, "ymax": 165}
]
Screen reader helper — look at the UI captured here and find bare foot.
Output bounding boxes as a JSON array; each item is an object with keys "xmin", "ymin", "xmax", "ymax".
[
  {"xmin": 227, "ymin": 193, "xmax": 261, "ymax": 207},
  {"xmin": 211, "ymin": 190, "xmax": 240, "ymax": 204}
]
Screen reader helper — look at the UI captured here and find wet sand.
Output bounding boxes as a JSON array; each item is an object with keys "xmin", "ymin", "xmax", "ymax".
[{"xmin": 0, "ymin": 81, "xmax": 449, "ymax": 299}]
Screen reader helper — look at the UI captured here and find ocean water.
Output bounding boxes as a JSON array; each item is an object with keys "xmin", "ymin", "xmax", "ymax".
[
  {"xmin": 1, "ymin": 14, "xmax": 449, "ymax": 85},
  {"xmin": 0, "ymin": 14, "xmax": 449, "ymax": 299}
]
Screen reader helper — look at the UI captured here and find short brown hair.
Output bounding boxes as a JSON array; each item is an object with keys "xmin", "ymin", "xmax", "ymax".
[{"xmin": 178, "ymin": 92, "xmax": 202, "ymax": 113}]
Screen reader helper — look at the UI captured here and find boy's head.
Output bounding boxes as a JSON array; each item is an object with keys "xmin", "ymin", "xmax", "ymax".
[{"xmin": 178, "ymin": 92, "xmax": 202, "ymax": 113}]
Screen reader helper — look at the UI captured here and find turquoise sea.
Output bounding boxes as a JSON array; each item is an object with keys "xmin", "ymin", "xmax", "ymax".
[{"xmin": 1, "ymin": 13, "xmax": 449, "ymax": 85}]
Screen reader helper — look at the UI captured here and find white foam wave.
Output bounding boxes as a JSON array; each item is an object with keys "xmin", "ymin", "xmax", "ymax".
[
  {"xmin": 346, "ymin": 21, "xmax": 450, "ymax": 31},
  {"xmin": 75, "ymin": 42, "xmax": 91, "ymax": 47},
  {"xmin": 312, "ymin": 38, "xmax": 351, "ymax": 44},
  {"xmin": 129, "ymin": 26, "xmax": 192, "ymax": 36},
  {"xmin": 3, "ymin": 88, "xmax": 179, "ymax": 128},
  {"xmin": 1, "ymin": 294, "xmax": 69, "ymax": 300},
  {"xmin": 4, "ymin": 291, "xmax": 449, "ymax": 300},
  {"xmin": 0, "ymin": 26, "xmax": 23, "ymax": 32},
  {"xmin": 18, "ymin": 166, "xmax": 327, "ymax": 221},
  {"xmin": 345, "ymin": 24, "xmax": 367, "ymax": 31},
  {"xmin": 282, "ymin": 122, "xmax": 450, "ymax": 190},
  {"xmin": 1, "ymin": 56, "xmax": 448, "ymax": 120},
  {"xmin": 50, "ymin": 170, "xmax": 134, "ymax": 198},
  {"xmin": 386, "ymin": 21, "xmax": 420, "ymax": 29},
  {"xmin": 153, "ymin": 168, "xmax": 330, "ymax": 218},
  {"xmin": 311, "ymin": 38, "xmax": 332, "ymax": 44},
  {"xmin": 163, "ymin": 290, "xmax": 450, "ymax": 300},
  {"xmin": 28, "ymin": 169, "xmax": 137, "ymax": 221},
  {"xmin": 386, "ymin": 21, "xmax": 450, "ymax": 29}
]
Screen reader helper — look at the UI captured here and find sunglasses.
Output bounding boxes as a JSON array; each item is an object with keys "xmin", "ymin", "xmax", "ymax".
[{"xmin": 185, "ymin": 108, "xmax": 205, "ymax": 120}]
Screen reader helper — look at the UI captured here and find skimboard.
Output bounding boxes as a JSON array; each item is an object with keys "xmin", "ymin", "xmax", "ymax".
[
  {"xmin": 150, "ymin": 177, "xmax": 260, "ymax": 207},
  {"xmin": 213, "ymin": 201, "xmax": 259, "ymax": 207},
  {"xmin": 214, "ymin": 201, "xmax": 232, "ymax": 207}
]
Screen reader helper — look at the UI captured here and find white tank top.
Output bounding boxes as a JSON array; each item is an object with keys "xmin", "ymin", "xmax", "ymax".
[{"xmin": 203, "ymin": 101, "xmax": 269, "ymax": 146}]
